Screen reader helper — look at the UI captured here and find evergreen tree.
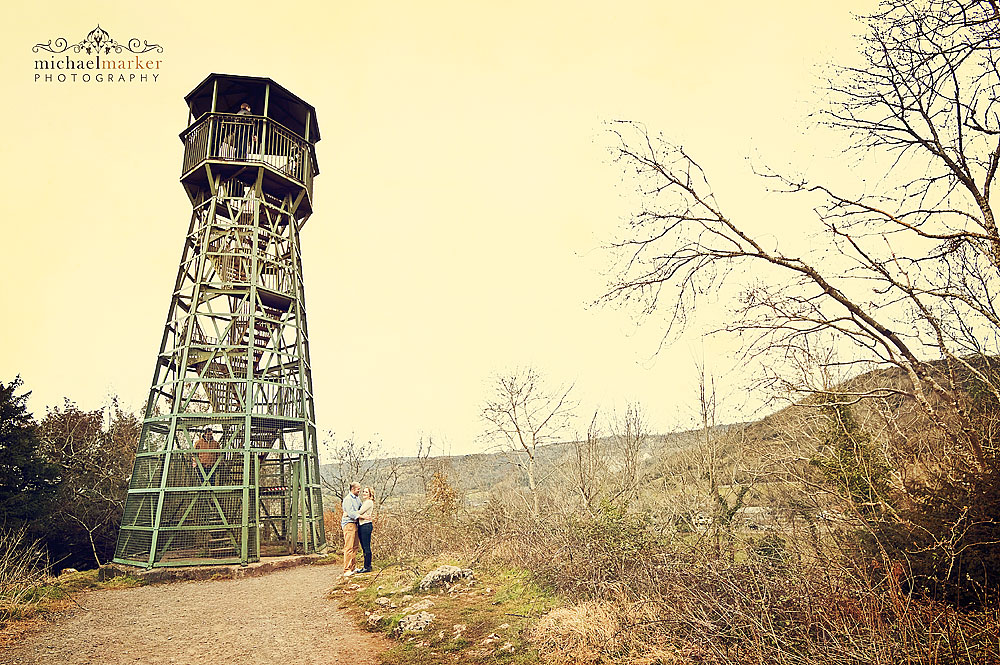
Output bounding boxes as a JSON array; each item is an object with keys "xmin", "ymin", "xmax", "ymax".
[{"xmin": 0, "ymin": 377, "xmax": 58, "ymax": 527}]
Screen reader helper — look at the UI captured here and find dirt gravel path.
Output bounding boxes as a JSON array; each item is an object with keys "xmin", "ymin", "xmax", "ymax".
[{"xmin": 0, "ymin": 565, "xmax": 384, "ymax": 665}]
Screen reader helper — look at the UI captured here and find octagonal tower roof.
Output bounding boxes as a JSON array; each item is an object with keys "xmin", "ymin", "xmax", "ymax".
[{"xmin": 184, "ymin": 73, "xmax": 321, "ymax": 143}]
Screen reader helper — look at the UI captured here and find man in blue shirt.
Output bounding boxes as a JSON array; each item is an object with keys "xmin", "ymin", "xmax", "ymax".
[{"xmin": 341, "ymin": 482, "xmax": 362, "ymax": 577}]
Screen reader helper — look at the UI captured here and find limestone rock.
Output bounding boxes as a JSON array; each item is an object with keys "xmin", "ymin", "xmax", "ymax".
[
  {"xmin": 397, "ymin": 611, "xmax": 435, "ymax": 633},
  {"xmin": 418, "ymin": 565, "xmax": 473, "ymax": 591}
]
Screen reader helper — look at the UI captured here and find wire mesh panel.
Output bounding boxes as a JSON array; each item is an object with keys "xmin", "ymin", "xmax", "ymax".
[
  {"xmin": 259, "ymin": 455, "xmax": 297, "ymax": 555},
  {"xmin": 115, "ymin": 76, "xmax": 325, "ymax": 568}
]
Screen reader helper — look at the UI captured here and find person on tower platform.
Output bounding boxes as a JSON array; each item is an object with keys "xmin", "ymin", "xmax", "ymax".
[{"xmin": 232, "ymin": 102, "xmax": 256, "ymax": 160}]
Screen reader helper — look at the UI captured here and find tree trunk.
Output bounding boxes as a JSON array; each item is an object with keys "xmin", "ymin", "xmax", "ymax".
[{"xmin": 527, "ymin": 453, "xmax": 539, "ymax": 519}]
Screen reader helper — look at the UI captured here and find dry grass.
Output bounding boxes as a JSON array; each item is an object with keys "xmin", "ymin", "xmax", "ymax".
[
  {"xmin": 357, "ymin": 501, "xmax": 1000, "ymax": 665},
  {"xmin": 0, "ymin": 528, "xmax": 50, "ymax": 626},
  {"xmin": 350, "ymin": 364, "xmax": 1000, "ymax": 664},
  {"xmin": 528, "ymin": 601, "xmax": 621, "ymax": 664}
]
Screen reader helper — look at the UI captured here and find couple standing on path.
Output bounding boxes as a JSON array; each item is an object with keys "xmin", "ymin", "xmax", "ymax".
[{"xmin": 341, "ymin": 482, "xmax": 375, "ymax": 577}]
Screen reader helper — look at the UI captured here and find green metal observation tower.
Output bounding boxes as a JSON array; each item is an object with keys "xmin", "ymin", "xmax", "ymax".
[{"xmin": 115, "ymin": 74, "xmax": 326, "ymax": 568}]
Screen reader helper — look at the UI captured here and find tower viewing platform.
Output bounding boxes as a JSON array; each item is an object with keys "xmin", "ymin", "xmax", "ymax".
[{"xmin": 179, "ymin": 74, "xmax": 320, "ymax": 219}]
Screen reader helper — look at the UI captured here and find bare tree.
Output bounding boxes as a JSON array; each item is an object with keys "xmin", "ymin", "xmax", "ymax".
[
  {"xmin": 320, "ymin": 433, "xmax": 399, "ymax": 506},
  {"xmin": 602, "ymin": 1, "xmax": 1000, "ymax": 472},
  {"xmin": 481, "ymin": 367, "xmax": 575, "ymax": 518},
  {"xmin": 415, "ymin": 435, "xmax": 438, "ymax": 495},
  {"xmin": 570, "ymin": 411, "xmax": 606, "ymax": 514},
  {"xmin": 608, "ymin": 402, "xmax": 647, "ymax": 504},
  {"xmin": 696, "ymin": 360, "xmax": 718, "ymax": 498},
  {"xmin": 601, "ymin": 0, "xmax": 1000, "ymax": 595}
]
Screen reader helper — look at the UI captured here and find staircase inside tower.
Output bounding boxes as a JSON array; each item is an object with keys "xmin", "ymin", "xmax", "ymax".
[
  {"xmin": 204, "ymin": 194, "xmax": 295, "ymax": 309},
  {"xmin": 150, "ymin": 201, "xmax": 308, "ymax": 562},
  {"xmin": 258, "ymin": 454, "xmax": 305, "ymax": 555},
  {"xmin": 181, "ymin": 200, "xmax": 301, "ymax": 419}
]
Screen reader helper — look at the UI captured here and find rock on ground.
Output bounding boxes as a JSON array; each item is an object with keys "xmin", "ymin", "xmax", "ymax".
[
  {"xmin": 418, "ymin": 565, "xmax": 473, "ymax": 591},
  {"xmin": 397, "ymin": 611, "xmax": 435, "ymax": 633}
]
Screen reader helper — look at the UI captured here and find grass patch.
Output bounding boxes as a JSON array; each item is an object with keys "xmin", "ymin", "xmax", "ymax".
[
  {"xmin": 312, "ymin": 553, "xmax": 341, "ymax": 567},
  {"xmin": 489, "ymin": 568, "xmax": 556, "ymax": 613},
  {"xmin": 334, "ymin": 559, "xmax": 558, "ymax": 665}
]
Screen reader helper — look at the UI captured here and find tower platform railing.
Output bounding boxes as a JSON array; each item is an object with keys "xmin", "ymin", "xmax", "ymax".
[{"xmin": 181, "ymin": 113, "xmax": 316, "ymax": 196}]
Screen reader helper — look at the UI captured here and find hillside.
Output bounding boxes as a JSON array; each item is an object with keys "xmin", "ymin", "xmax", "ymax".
[
  {"xmin": 322, "ymin": 423, "xmax": 743, "ymax": 508},
  {"xmin": 322, "ymin": 359, "xmax": 975, "ymax": 516}
]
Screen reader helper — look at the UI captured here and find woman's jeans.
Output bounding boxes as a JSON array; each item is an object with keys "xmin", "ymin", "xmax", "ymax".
[{"xmin": 358, "ymin": 521, "xmax": 373, "ymax": 570}]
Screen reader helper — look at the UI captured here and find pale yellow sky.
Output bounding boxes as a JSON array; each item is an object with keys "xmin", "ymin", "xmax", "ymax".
[{"xmin": 1, "ymin": 0, "xmax": 877, "ymax": 456}]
